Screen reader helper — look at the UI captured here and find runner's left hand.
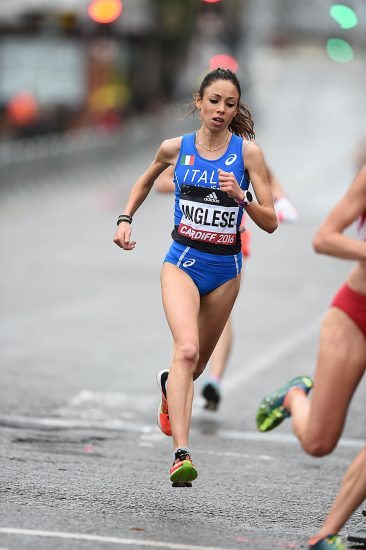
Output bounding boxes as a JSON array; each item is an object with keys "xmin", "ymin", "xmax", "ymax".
[{"xmin": 218, "ymin": 169, "xmax": 242, "ymax": 202}]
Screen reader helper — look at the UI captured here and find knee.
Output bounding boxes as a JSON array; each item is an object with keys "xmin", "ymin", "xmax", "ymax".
[
  {"xmin": 174, "ymin": 341, "xmax": 199, "ymax": 371},
  {"xmin": 302, "ymin": 436, "xmax": 337, "ymax": 458}
]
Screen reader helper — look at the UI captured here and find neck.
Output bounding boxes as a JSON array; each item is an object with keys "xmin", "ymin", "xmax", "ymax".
[{"xmin": 196, "ymin": 129, "xmax": 230, "ymax": 151}]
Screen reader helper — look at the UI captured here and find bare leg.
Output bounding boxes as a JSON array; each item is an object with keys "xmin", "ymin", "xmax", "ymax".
[
  {"xmin": 196, "ymin": 275, "xmax": 240, "ymax": 378},
  {"xmin": 161, "ymin": 263, "xmax": 240, "ymax": 450},
  {"xmin": 201, "ymin": 316, "xmax": 234, "ymax": 410},
  {"xmin": 161, "ymin": 263, "xmax": 199, "ymax": 450},
  {"xmin": 315, "ymin": 447, "xmax": 366, "ymax": 540},
  {"xmin": 209, "ymin": 317, "xmax": 233, "ymax": 381},
  {"xmin": 285, "ymin": 309, "xmax": 366, "ymax": 457},
  {"xmin": 283, "ymin": 308, "xmax": 366, "ymax": 540}
]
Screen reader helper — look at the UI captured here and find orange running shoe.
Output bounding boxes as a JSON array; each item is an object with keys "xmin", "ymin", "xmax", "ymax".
[{"xmin": 156, "ymin": 370, "xmax": 172, "ymax": 436}]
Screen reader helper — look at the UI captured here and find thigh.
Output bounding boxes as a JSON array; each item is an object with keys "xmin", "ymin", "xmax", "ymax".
[
  {"xmin": 161, "ymin": 262, "xmax": 200, "ymax": 345},
  {"xmin": 306, "ymin": 308, "xmax": 366, "ymax": 446},
  {"xmin": 197, "ymin": 274, "xmax": 241, "ymax": 370}
]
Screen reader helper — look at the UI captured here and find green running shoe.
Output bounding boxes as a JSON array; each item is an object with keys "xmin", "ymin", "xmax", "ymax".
[
  {"xmin": 170, "ymin": 448, "xmax": 198, "ymax": 487},
  {"xmin": 308, "ymin": 535, "xmax": 345, "ymax": 549},
  {"xmin": 256, "ymin": 375, "xmax": 313, "ymax": 432}
]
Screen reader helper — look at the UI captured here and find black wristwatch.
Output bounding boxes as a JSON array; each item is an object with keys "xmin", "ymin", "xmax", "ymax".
[{"xmin": 235, "ymin": 190, "xmax": 253, "ymax": 207}]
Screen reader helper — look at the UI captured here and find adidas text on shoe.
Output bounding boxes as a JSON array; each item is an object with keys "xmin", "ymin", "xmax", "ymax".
[
  {"xmin": 170, "ymin": 449, "xmax": 198, "ymax": 486},
  {"xmin": 156, "ymin": 369, "xmax": 172, "ymax": 436},
  {"xmin": 256, "ymin": 375, "xmax": 313, "ymax": 433}
]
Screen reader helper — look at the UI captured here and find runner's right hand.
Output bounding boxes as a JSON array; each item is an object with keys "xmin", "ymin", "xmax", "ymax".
[{"xmin": 113, "ymin": 222, "xmax": 136, "ymax": 250}]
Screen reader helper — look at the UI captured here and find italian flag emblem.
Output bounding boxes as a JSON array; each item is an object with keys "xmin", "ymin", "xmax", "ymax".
[{"xmin": 181, "ymin": 155, "xmax": 195, "ymax": 166}]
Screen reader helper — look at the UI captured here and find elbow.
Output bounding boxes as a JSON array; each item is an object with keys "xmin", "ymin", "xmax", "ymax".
[
  {"xmin": 266, "ymin": 216, "xmax": 278, "ymax": 234},
  {"xmin": 313, "ymin": 231, "xmax": 326, "ymax": 254}
]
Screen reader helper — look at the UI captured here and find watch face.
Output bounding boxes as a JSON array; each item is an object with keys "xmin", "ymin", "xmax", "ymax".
[{"xmin": 246, "ymin": 190, "xmax": 253, "ymax": 203}]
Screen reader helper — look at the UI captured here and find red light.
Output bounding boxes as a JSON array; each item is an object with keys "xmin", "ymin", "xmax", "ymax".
[
  {"xmin": 210, "ymin": 54, "xmax": 239, "ymax": 73},
  {"xmin": 88, "ymin": 0, "xmax": 123, "ymax": 24},
  {"xmin": 203, "ymin": 0, "xmax": 222, "ymax": 2}
]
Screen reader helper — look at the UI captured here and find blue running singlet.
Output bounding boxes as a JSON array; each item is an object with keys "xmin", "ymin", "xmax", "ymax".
[
  {"xmin": 171, "ymin": 132, "xmax": 249, "ymax": 255},
  {"xmin": 164, "ymin": 132, "xmax": 249, "ymax": 295}
]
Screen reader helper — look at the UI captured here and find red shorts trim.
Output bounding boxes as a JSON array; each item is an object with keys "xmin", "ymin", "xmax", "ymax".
[{"xmin": 331, "ymin": 283, "xmax": 366, "ymax": 338}]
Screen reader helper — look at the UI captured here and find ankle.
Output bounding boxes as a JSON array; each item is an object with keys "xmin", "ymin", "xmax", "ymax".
[
  {"xmin": 283, "ymin": 387, "xmax": 306, "ymax": 411},
  {"xmin": 308, "ymin": 533, "xmax": 336, "ymax": 546}
]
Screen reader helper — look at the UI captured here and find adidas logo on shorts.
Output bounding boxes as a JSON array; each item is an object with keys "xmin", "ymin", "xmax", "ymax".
[{"xmin": 204, "ymin": 191, "xmax": 220, "ymax": 204}]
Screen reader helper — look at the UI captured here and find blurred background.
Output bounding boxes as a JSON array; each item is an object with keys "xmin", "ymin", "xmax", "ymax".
[{"xmin": 0, "ymin": 0, "xmax": 364, "ymax": 142}]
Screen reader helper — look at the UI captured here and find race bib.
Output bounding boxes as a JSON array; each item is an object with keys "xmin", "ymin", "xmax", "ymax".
[{"xmin": 178, "ymin": 185, "xmax": 239, "ymax": 245}]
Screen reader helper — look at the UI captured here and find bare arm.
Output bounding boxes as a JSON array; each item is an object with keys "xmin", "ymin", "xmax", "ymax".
[
  {"xmin": 113, "ymin": 137, "xmax": 180, "ymax": 250},
  {"xmin": 266, "ymin": 164, "xmax": 299, "ymax": 223},
  {"xmin": 267, "ymin": 165, "xmax": 284, "ymax": 199},
  {"xmin": 155, "ymin": 165, "xmax": 175, "ymax": 193},
  {"xmin": 313, "ymin": 165, "xmax": 366, "ymax": 260},
  {"xmin": 242, "ymin": 142, "xmax": 278, "ymax": 233}
]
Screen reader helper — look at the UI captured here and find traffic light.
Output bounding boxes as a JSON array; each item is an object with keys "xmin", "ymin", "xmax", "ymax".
[{"xmin": 88, "ymin": 0, "xmax": 123, "ymax": 24}]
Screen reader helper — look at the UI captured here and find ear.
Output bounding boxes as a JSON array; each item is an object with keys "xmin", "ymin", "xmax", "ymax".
[{"xmin": 195, "ymin": 93, "xmax": 202, "ymax": 110}]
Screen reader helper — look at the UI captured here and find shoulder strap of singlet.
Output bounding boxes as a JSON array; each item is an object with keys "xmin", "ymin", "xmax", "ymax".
[{"xmin": 176, "ymin": 133, "xmax": 194, "ymax": 165}]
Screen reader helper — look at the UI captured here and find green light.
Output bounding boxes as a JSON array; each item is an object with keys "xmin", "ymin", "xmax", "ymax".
[
  {"xmin": 329, "ymin": 4, "xmax": 358, "ymax": 29},
  {"xmin": 326, "ymin": 38, "xmax": 354, "ymax": 63}
]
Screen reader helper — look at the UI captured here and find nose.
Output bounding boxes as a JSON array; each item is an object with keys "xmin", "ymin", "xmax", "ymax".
[{"xmin": 216, "ymin": 101, "xmax": 225, "ymax": 113}]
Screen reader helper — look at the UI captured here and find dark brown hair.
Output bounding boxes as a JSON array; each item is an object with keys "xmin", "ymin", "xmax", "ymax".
[{"xmin": 189, "ymin": 68, "xmax": 255, "ymax": 140}]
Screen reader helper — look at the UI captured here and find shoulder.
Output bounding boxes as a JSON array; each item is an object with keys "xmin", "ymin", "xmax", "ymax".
[
  {"xmin": 159, "ymin": 136, "xmax": 183, "ymax": 156},
  {"xmin": 156, "ymin": 136, "xmax": 183, "ymax": 164},
  {"xmin": 243, "ymin": 140, "xmax": 264, "ymax": 165},
  {"xmin": 319, "ymin": 164, "xmax": 366, "ymax": 230}
]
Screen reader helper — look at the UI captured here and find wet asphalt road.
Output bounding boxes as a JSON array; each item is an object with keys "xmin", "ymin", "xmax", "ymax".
[{"xmin": 1, "ymin": 46, "xmax": 366, "ymax": 549}]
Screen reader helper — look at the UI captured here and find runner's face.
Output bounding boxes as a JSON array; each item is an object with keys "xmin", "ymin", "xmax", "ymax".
[{"xmin": 196, "ymin": 79, "xmax": 239, "ymax": 133}]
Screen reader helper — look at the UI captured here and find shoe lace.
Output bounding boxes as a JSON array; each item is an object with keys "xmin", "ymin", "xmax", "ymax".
[{"xmin": 174, "ymin": 449, "xmax": 191, "ymax": 463}]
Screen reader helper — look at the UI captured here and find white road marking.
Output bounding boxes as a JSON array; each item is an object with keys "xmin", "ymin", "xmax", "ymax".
[
  {"xmin": 222, "ymin": 318, "xmax": 321, "ymax": 394},
  {"xmin": 0, "ymin": 528, "xmax": 230, "ymax": 550}
]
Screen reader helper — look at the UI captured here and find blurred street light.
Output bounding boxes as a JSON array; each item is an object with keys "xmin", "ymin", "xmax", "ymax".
[
  {"xmin": 327, "ymin": 38, "xmax": 354, "ymax": 63},
  {"xmin": 88, "ymin": 0, "xmax": 123, "ymax": 24},
  {"xmin": 329, "ymin": 4, "xmax": 358, "ymax": 30},
  {"xmin": 327, "ymin": 3, "xmax": 358, "ymax": 63},
  {"xmin": 209, "ymin": 53, "xmax": 238, "ymax": 72}
]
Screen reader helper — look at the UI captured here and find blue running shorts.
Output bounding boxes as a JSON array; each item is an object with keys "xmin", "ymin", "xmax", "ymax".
[{"xmin": 164, "ymin": 241, "xmax": 242, "ymax": 296}]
